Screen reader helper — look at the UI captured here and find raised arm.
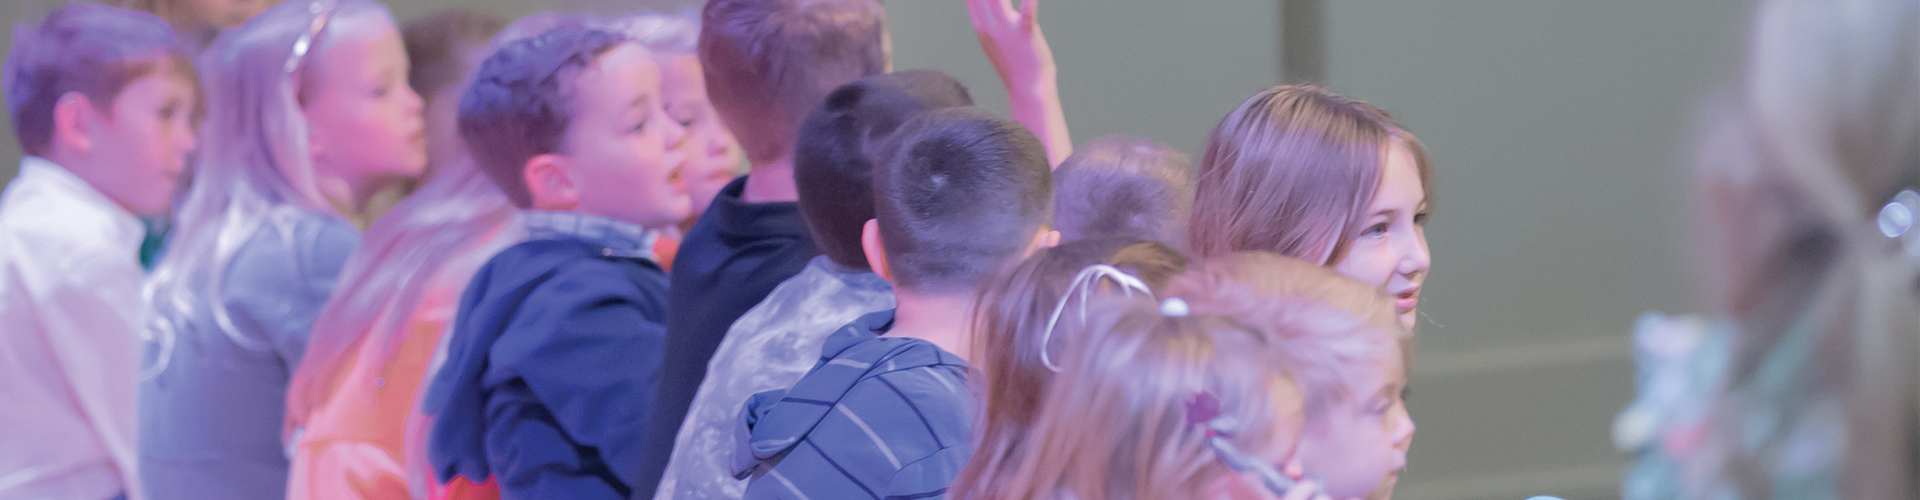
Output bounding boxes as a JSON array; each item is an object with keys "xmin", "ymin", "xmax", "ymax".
[{"xmin": 969, "ymin": 0, "xmax": 1072, "ymax": 167}]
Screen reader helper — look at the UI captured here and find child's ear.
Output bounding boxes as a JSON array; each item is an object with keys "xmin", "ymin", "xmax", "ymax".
[
  {"xmin": 1027, "ymin": 228, "xmax": 1062, "ymax": 255},
  {"xmin": 523, "ymin": 153, "xmax": 580, "ymax": 210},
  {"xmin": 861, "ymin": 219, "xmax": 894, "ymax": 282},
  {"xmin": 51, "ymin": 91, "xmax": 99, "ymax": 156}
]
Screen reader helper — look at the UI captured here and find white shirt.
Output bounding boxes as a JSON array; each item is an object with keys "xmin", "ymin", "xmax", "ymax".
[{"xmin": 0, "ymin": 156, "xmax": 147, "ymax": 500}]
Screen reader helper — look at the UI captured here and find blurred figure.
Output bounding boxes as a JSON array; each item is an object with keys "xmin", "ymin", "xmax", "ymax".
[
  {"xmin": 280, "ymin": 9, "xmax": 509, "ymax": 500},
  {"xmin": 1050, "ymin": 134, "xmax": 1194, "ymax": 247},
  {"xmin": 608, "ymin": 11, "xmax": 744, "ymax": 235},
  {"xmin": 1614, "ymin": 0, "xmax": 1920, "ymax": 498},
  {"xmin": 0, "ymin": 4, "xmax": 195, "ymax": 499},
  {"xmin": 119, "ymin": 0, "xmax": 275, "ymax": 56}
]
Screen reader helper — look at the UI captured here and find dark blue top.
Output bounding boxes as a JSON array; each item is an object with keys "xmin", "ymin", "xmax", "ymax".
[
  {"xmin": 424, "ymin": 231, "xmax": 669, "ymax": 500},
  {"xmin": 638, "ymin": 176, "xmax": 818, "ymax": 498},
  {"xmin": 734, "ymin": 309, "xmax": 974, "ymax": 500}
]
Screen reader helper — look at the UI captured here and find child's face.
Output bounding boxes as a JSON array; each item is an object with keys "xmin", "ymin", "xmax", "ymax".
[
  {"xmin": 1333, "ymin": 141, "xmax": 1431, "ymax": 329},
  {"xmin": 89, "ymin": 67, "xmax": 197, "ymax": 216},
  {"xmin": 421, "ymin": 45, "xmax": 490, "ymax": 179},
  {"xmin": 304, "ymin": 28, "xmax": 427, "ymax": 196},
  {"xmin": 660, "ymin": 54, "xmax": 742, "ymax": 220},
  {"xmin": 1292, "ymin": 344, "xmax": 1413, "ymax": 500},
  {"xmin": 561, "ymin": 44, "xmax": 690, "ymax": 228}
]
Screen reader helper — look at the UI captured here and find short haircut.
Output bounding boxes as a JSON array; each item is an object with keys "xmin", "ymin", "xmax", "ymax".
[
  {"xmin": 872, "ymin": 107, "xmax": 1052, "ymax": 293},
  {"xmin": 402, "ymin": 10, "xmax": 506, "ymax": 99},
  {"xmin": 4, "ymin": 2, "xmax": 189, "ymax": 156},
  {"xmin": 698, "ymin": 0, "xmax": 887, "ymax": 164},
  {"xmin": 459, "ymin": 27, "xmax": 627, "ymax": 208},
  {"xmin": 1053, "ymin": 135, "xmax": 1195, "ymax": 247},
  {"xmin": 795, "ymin": 70, "xmax": 973, "ymax": 271}
]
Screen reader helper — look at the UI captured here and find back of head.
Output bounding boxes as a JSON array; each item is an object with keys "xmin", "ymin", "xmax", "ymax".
[
  {"xmin": 459, "ymin": 26, "xmax": 629, "ymax": 208},
  {"xmin": 796, "ymin": 69, "xmax": 974, "ymax": 271},
  {"xmin": 872, "ymin": 107, "xmax": 1052, "ymax": 293},
  {"xmin": 698, "ymin": 0, "xmax": 887, "ymax": 164},
  {"xmin": 1683, "ymin": 0, "xmax": 1920, "ymax": 496},
  {"xmin": 955, "ymin": 237, "xmax": 1187, "ymax": 500},
  {"xmin": 5, "ymin": 2, "xmax": 187, "ymax": 157},
  {"xmin": 1053, "ymin": 135, "xmax": 1195, "ymax": 247},
  {"xmin": 1187, "ymin": 84, "xmax": 1433, "ymax": 263}
]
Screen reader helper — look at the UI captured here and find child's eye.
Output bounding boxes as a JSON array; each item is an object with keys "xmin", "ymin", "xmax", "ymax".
[
  {"xmin": 158, "ymin": 105, "xmax": 178, "ymax": 120},
  {"xmin": 372, "ymin": 85, "xmax": 390, "ymax": 98},
  {"xmin": 1364, "ymin": 222, "xmax": 1390, "ymax": 236},
  {"xmin": 632, "ymin": 119, "xmax": 648, "ymax": 133},
  {"xmin": 1413, "ymin": 212, "xmax": 1431, "ymax": 227}
]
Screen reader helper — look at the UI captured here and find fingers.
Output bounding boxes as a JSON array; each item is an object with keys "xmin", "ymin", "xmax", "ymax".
[{"xmin": 1020, "ymin": 0, "xmax": 1037, "ymax": 23}]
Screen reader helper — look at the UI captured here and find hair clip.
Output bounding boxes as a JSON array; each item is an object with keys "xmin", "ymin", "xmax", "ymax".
[
  {"xmin": 1878, "ymin": 189, "xmax": 1920, "ymax": 258},
  {"xmin": 1188, "ymin": 390, "xmax": 1300, "ymax": 497},
  {"xmin": 284, "ymin": 0, "xmax": 340, "ymax": 74},
  {"xmin": 1038, "ymin": 264, "xmax": 1153, "ymax": 373}
]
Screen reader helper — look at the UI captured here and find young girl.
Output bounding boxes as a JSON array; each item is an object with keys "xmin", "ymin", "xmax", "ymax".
[
  {"xmin": 138, "ymin": 1, "xmax": 424, "ymax": 498},
  {"xmin": 609, "ymin": 12, "xmax": 744, "ymax": 232},
  {"xmin": 280, "ymin": 10, "xmax": 528, "ymax": 500},
  {"xmin": 1188, "ymin": 85, "xmax": 1435, "ymax": 330},
  {"xmin": 1614, "ymin": 0, "xmax": 1920, "ymax": 497},
  {"xmin": 954, "ymin": 237, "xmax": 1187, "ymax": 499},
  {"xmin": 977, "ymin": 252, "xmax": 1410, "ymax": 500}
]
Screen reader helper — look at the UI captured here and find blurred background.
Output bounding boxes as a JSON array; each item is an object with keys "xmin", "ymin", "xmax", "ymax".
[{"xmin": 0, "ymin": 1, "xmax": 1756, "ymax": 498}]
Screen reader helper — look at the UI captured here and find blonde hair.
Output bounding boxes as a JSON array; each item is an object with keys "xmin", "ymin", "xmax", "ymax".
[
  {"xmin": 1187, "ymin": 84, "xmax": 1434, "ymax": 264},
  {"xmin": 964, "ymin": 252, "xmax": 1402, "ymax": 500},
  {"xmin": 143, "ymin": 0, "xmax": 396, "ymax": 378},
  {"xmin": 1684, "ymin": 0, "xmax": 1920, "ymax": 496}
]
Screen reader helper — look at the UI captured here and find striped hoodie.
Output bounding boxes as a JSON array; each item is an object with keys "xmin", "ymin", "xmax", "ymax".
[{"xmin": 732, "ymin": 309, "xmax": 973, "ymax": 500}]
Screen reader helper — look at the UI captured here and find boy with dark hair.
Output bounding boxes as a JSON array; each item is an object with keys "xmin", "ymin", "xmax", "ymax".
[
  {"xmin": 733, "ymin": 107, "xmax": 1056, "ymax": 499},
  {"xmin": 653, "ymin": 69, "xmax": 973, "ymax": 499},
  {"xmin": 642, "ymin": 0, "xmax": 888, "ymax": 494},
  {"xmin": 423, "ymin": 26, "xmax": 688, "ymax": 499},
  {"xmin": 1052, "ymin": 134, "xmax": 1195, "ymax": 247},
  {"xmin": 0, "ymin": 4, "xmax": 195, "ymax": 498}
]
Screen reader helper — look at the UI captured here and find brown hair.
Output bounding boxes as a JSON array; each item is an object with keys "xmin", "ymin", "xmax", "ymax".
[
  {"xmin": 1053, "ymin": 135, "xmax": 1196, "ymax": 247},
  {"xmin": 5, "ymin": 2, "xmax": 192, "ymax": 157},
  {"xmin": 458, "ymin": 27, "xmax": 628, "ymax": 208},
  {"xmin": 954, "ymin": 238, "xmax": 1188, "ymax": 500},
  {"xmin": 401, "ymin": 10, "xmax": 505, "ymax": 100},
  {"xmin": 698, "ymin": 0, "xmax": 887, "ymax": 164},
  {"xmin": 1187, "ymin": 84, "xmax": 1434, "ymax": 264},
  {"xmin": 961, "ymin": 251, "xmax": 1402, "ymax": 500}
]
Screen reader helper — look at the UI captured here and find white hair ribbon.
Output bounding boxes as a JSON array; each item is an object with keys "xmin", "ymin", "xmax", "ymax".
[{"xmin": 1038, "ymin": 264, "xmax": 1153, "ymax": 373}]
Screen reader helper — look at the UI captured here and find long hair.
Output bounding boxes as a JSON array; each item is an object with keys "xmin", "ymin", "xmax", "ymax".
[
  {"xmin": 974, "ymin": 252, "xmax": 1399, "ymax": 500},
  {"xmin": 142, "ymin": 0, "xmax": 395, "ymax": 379},
  {"xmin": 1681, "ymin": 0, "xmax": 1920, "ymax": 496},
  {"xmin": 1187, "ymin": 85, "xmax": 1434, "ymax": 264},
  {"xmin": 954, "ymin": 238, "xmax": 1188, "ymax": 500}
]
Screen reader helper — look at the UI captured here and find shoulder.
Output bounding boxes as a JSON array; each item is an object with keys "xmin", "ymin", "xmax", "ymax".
[{"xmin": 224, "ymin": 209, "xmax": 360, "ymax": 294}]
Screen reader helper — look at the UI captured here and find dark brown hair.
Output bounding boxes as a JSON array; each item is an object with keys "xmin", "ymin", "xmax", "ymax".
[
  {"xmin": 5, "ymin": 2, "xmax": 191, "ymax": 156},
  {"xmin": 458, "ymin": 27, "xmax": 625, "ymax": 208},
  {"xmin": 401, "ymin": 10, "xmax": 505, "ymax": 99}
]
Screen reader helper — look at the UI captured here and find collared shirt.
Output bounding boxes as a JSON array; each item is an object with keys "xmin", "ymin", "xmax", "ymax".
[
  {"xmin": 653, "ymin": 256, "xmax": 895, "ymax": 500},
  {"xmin": 0, "ymin": 156, "xmax": 147, "ymax": 500},
  {"xmin": 523, "ymin": 210, "xmax": 659, "ymax": 261}
]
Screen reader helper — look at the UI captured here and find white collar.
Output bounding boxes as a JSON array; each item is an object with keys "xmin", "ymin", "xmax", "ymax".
[{"xmin": 12, "ymin": 156, "xmax": 147, "ymax": 250}]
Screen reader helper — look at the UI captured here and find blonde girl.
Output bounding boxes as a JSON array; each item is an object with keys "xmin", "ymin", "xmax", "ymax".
[
  {"xmin": 138, "ymin": 0, "xmax": 424, "ymax": 498},
  {"xmin": 1188, "ymin": 85, "xmax": 1435, "ymax": 329}
]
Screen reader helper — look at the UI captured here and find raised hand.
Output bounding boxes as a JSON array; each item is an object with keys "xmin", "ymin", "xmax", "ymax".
[{"xmin": 967, "ymin": 0, "xmax": 1072, "ymax": 167}]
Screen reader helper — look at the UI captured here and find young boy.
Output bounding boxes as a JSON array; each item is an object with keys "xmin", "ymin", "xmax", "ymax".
[
  {"xmin": 0, "ymin": 4, "xmax": 195, "ymax": 499},
  {"xmin": 643, "ymin": 0, "xmax": 887, "ymax": 494},
  {"xmin": 733, "ymin": 107, "xmax": 1056, "ymax": 499},
  {"xmin": 1051, "ymin": 135, "xmax": 1194, "ymax": 247},
  {"xmin": 423, "ymin": 26, "xmax": 688, "ymax": 499},
  {"xmin": 652, "ymin": 69, "xmax": 974, "ymax": 500}
]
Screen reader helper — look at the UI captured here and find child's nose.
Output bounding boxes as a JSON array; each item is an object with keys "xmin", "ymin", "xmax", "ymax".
[{"xmin": 1396, "ymin": 232, "xmax": 1431, "ymax": 277}]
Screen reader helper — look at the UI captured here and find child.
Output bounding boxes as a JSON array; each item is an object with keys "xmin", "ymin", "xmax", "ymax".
[
  {"xmin": 952, "ymin": 237, "xmax": 1186, "ymax": 500},
  {"xmin": 423, "ymin": 26, "xmax": 688, "ymax": 499},
  {"xmin": 118, "ymin": 0, "xmax": 273, "ymax": 55},
  {"xmin": 979, "ymin": 252, "xmax": 1410, "ymax": 500},
  {"xmin": 138, "ymin": 0, "xmax": 424, "ymax": 498},
  {"xmin": 607, "ymin": 12, "xmax": 743, "ymax": 233},
  {"xmin": 1187, "ymin": 85, "xmax": 1435, "ymax": 330},
  {"xmin": 1051, "ymin": 135, "xmax": 1194, "ymax": 247},
  {"xmin": 733, "ymin": 107, "xmax": 1056, "ymax": 499},
  {"xmin": 647, "ymin": 0, "xmax": 885, "ymax": 491},
  {"xmin": 280, "ymin": 10, "xmax": 514, "ymax": 500},
  {"xmin": 651, "ymin": 69, "xmax": 973, "ymax": 500},
  {"xmin": 1616, "ymin": 0, "xmax": 1920, "ymax": 497},
  {"xmin": 0, "ymin": 5, "xmax": 194, "ymax": 498}
]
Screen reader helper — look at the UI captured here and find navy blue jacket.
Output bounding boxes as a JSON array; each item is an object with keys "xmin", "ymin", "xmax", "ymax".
[{"xmin": 425, "ymin": 237, "xmax": 669, "ymax": 499}]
